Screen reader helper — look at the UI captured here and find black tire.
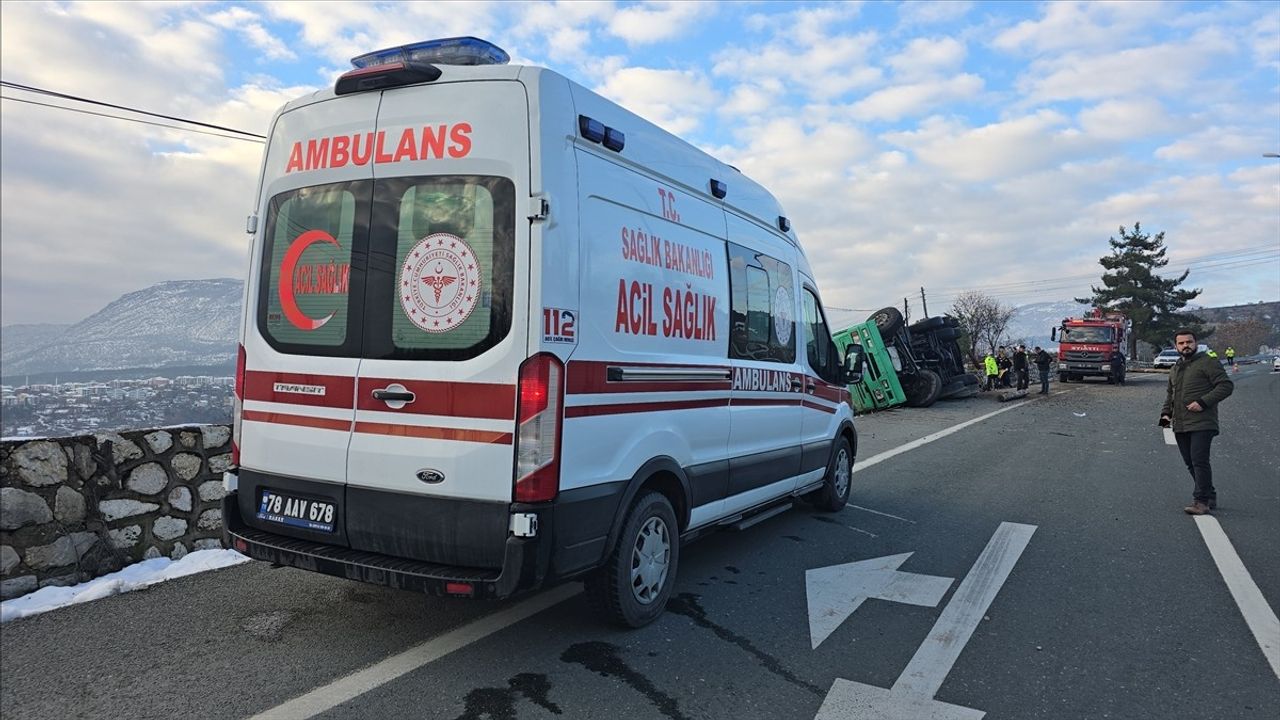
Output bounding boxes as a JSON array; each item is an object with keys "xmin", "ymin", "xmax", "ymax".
[
  {"xmin": 1059, "ymin": 372, "xmax": 1069, "ymax": 383},
  {"xmin": 944, "ymin": 316, "xmax": 961, "ymax": 327},
  {"xmin": 584, "ymin": 491, "xmax": 679, "ymax": 628},
  {"xmin": 935, "ymin": 327, "xmax": 961, "ymax": 341},
  {"xmin": 904, "ymin": 369, "xmax": 943, "ymax": 407},
  {"xmin": 813, "ymin": 436, "xmax": 853, "ymax": 512},
  {"xmin": 939, "ymin": 372, "xmax": 979, "ymax": 399},
  {"xmin": 868, "ymin": 307, "xmax": 904, "ymax": 337},
  {"xmin": 909, "ymin": 316, "xmax": 948, "ymax": 332}
]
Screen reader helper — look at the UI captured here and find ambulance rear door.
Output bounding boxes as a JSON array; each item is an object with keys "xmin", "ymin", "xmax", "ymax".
[
  {"xmin": 240, "ymin": 94, "xmax": 381, "ymax": 530},
  {"xmin": 344, "ymin": 81, "xmax": 530, "ymax": 565}
]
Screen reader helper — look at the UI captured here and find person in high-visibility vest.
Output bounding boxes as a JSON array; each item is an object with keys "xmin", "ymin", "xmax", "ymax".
[
  {"xmin": 984, "ymin": 351, "xmax": 999, "ymax": 391},
  {"xmin": 1225, "ymin": 346, "xmax": 1235, "ymax": 366}
]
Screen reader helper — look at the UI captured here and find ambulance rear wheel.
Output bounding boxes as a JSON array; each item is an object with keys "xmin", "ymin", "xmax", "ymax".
[
  {"xmin": 813, "ymin": 437, "xmax": 853, "ymax": 512},
  {"xmin": 585, "ymin": 491, "xmax": 680, "ymax": 628}
]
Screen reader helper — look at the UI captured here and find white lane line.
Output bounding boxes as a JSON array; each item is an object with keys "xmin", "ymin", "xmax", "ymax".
[
  {"xmin": 842, "ymin": 524, "xmax": 879, "ymax": 538},
  {"xmin": 248, "ymin": 583, "xmax": 582, "ymax": 720},
  {"xmin": 891, "ymin": 522, "xmax": 1037, "ymax": 700},
  {"xmin": 1193, "ymin": 516, "xmax": 1280, "ymax": 680},
  {"xmin": 846, "ymin": 504, "xmax": 916, "ymax": 524},
  {"xmin": 853, "ymin": 399, "xmax": 1033, "ymax": 475}
]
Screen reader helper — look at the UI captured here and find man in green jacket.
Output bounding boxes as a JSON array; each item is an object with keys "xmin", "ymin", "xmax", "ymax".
[{"xmin": 1160, "ymin": 329, "xmax": 1234, "ymax": 515}]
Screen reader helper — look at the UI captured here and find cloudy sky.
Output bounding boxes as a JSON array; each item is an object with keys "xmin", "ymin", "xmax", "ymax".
[{"xmin": 1, "ymin": 0, "xmax": 1277, "ymax": 327}]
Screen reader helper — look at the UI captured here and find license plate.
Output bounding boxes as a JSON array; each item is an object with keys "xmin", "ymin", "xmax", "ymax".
[{"xmin": 257, "ymin": 489, "xmax": 336, "ymax": 533}]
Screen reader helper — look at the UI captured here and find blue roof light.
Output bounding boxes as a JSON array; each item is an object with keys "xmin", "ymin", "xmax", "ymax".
[{"xmin": 351, "ymin": 37, "xmax": 510, "ymax": 69}]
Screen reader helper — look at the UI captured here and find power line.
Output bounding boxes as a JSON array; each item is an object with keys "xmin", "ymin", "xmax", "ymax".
[
  {"xmin": 0, "ymin": 95, "xmax": 265, "ymax": 143},
  {"xmin": 0, "ymin": 79, "xmax": 265, "ymax": 139}
]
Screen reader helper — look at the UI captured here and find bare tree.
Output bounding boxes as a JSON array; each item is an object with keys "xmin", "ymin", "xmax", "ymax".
[{"xmin": 950, "ymin": 291, "xmax": 1016, "ymax": 369}]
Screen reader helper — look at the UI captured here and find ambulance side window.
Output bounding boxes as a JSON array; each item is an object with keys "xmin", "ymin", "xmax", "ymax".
[
  {"xmin": 728, "ymin": 243, "xmax": 795, "ymax": 364},
  {"xmin": 802, "ymin": 287, "xmax": 839, "ymax": 384}
]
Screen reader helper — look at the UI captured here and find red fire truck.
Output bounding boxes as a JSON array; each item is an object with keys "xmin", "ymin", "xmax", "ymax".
[{"xmin": 1051, "ymin": 309, "xmax": 1130, "ymax": 383}]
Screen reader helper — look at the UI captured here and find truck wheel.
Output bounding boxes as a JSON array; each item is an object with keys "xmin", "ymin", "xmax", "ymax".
[
  {"xmin": 1059, "ymin": 372, "xmax": 1069, "ymax": 383},
  {"xmin": 935, "ymin": 327, "xmax": 961, "ymax": 341},
  {"xmin": 904, "ymin": 369, "xmax": 943, "ymax": 407},
  {"xmin": 813, "ymin": 437, "xmax": 853, "ymax": 512},
  {"xmin": 585, "ymin": 491, "xmax": 679, "ymax": 628},
  {"xmin": 909, "ymin": 316, "xmax": 948, "ymax": 332},
  {"xmin": 868, "ymin": 307, "xmax": 904, "ymax": 337},
  {"xmin": 939, "ymin": 373, "xmax": 979, "ymax": 399}
]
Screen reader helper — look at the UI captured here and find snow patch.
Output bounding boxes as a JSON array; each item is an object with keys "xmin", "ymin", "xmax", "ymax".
[{"xmin": 0, "ymin": 549, "xmax": 249, "ymax": 623}]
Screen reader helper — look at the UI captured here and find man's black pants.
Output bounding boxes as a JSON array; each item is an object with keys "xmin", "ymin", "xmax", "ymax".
[
  {"xmin": 1174, "ymin": 430, "xmax": 1217, "ymax": 503},
  {"xmin": 1037, "ymin": 368, "xmax": 1049, "ymax": 393},
  {"xmin": 1015, "ymin": 368, "xmax": 1028, "ymax": 390}
]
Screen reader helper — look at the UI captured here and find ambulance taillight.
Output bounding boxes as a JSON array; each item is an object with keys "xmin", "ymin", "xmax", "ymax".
[
  {"xmin": 232, "ymin": 343, "xmax": 245, "ymax": 468},
  {"xmin": 514, "ymin": 354, "xmax": 563, "ymax": 502}
]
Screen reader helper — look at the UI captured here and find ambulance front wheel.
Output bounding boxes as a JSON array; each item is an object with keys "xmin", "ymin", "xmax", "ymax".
[
  {"xmin": 586, "ymin": 491, "xmax": 680, "ymax": 628},
  {"xmin": 813, "ymin": 437, "xmax": 853, "ymax": 512}
]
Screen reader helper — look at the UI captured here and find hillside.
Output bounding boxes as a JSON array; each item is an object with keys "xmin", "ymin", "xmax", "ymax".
[{"xmin": 1, "ymin": 279, "xmax": 241, "ymax": 379}]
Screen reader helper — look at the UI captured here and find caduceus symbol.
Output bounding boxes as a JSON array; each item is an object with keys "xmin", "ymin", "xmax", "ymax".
[{"xmin": 421, "ymin": 263, "xmax": 457, "ymax": 304}]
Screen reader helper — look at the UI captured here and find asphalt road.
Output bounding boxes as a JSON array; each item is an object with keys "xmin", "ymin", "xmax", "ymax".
[{"xmin": 2, "ymin": 366, "xmax": 1277, "ymax": 720}]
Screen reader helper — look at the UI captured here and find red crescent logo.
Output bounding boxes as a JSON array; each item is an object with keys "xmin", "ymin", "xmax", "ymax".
[{"xmin": 279, "ymin": 229, "xmax": 339, "ymax": 331}]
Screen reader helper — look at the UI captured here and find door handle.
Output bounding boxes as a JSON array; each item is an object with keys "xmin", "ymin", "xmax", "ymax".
[{"xmin": 372, "ymin": 389, "xmax": 415, "ymax": 403}]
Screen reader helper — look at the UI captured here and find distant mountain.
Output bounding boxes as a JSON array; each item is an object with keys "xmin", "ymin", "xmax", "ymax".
[
  {"xmin": 1, "ymin": 279, "xmax": 242, "ymax": 379},
  {"xmin": 1, "ymin": 323, "xmax": 71, "ymax": 367},
  {"xmin": 1006, "ymin": 300, "xmax": 1091, "ymax": 349}
]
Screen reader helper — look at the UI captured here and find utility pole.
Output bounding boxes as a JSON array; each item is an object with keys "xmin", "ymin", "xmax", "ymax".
[{"xmin": 920, "ymin": 287, "xmax": 929, "ymax": 318}]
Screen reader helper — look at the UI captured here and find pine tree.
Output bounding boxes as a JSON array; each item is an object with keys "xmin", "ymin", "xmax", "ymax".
[{"xmin": 1076, "ymin": 222, "xmax": 1209, "ymax": 356}]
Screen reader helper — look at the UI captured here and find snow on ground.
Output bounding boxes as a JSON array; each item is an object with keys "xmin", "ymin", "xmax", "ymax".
[{"xmin": 1, "ymin": 549, "xmax": 249, "ymax": 623}]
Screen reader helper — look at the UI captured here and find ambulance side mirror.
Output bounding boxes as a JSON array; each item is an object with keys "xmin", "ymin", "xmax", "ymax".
[
  {"xmin": 842, "ymin": 344, "xmax": 864, "ymax": 385},
  {"xmin": 1050, "ymin": 327, "xmax": 1057, "ymax": 342}
]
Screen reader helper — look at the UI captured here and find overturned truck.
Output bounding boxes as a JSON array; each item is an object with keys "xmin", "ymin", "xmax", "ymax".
[{"xmin": 835, "ymin": 307, "xmax": 981, "ymax": 411}]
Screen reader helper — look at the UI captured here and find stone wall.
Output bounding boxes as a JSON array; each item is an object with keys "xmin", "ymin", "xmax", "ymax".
[{"xmin": 0, "ymin": 425, "xmax": 231, "ymax": 600}]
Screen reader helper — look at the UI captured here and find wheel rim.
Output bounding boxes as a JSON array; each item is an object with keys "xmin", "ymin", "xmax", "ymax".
[
  {"xmin": 630, "ymin": 516, "xmax": 671, "ymax": 605},
  {"xmin": 834, "ymin": 448, "xmax": 851, "ymax": 498}
]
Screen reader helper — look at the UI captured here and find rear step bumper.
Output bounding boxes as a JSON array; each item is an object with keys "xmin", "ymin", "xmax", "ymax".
[{"xmin": 222, "ymin": 494, "xmax": 536, "ymax": 599}]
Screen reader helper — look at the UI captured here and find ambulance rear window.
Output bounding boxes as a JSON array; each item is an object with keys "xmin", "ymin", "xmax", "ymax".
[
  {"xmin": 361, "ymin": 175, "xmax": 514, "ymax": 361},
  {"xmin": 258, "ymin": 181, "xmax": 368, "ymax": 356}
]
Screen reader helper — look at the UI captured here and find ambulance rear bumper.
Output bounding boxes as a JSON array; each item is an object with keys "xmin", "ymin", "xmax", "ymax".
[{"xmin": 222, "ymin": 493, "xmax": 539, "ymax": 599}]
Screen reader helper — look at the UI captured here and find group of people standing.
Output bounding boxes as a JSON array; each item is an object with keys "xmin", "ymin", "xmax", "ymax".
[{"xmin": 982, "ymin": 345, "xmax": 1053, "ymax": 394}]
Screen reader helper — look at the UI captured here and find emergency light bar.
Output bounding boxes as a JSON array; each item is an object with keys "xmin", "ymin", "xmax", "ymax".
[{"xmin": 351, "ymin": 37, "xmax": 510, "ymax": 69}]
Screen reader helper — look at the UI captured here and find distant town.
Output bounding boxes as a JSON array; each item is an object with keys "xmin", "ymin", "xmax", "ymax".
[{"xmin": 1, "ymin": 375, "xmax": 233, "ymax": 438}]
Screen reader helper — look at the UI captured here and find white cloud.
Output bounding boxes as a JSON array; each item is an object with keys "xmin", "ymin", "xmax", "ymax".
[
  {"xmin": 1077, "ymin": 98, "xmax": 1175, "ymax": 141},
  {"xmin": 1155, "ymin": 126, "xmax": 1279, "ymax": 163},
  {"xmin": 713, "ymin": 30, "xmax": 882, "ymax": 104},
  {"xmin": 606, "ymin": 1, "xmax": 714, "ymax": 46},
  {"xmin": 897, "ymin": 1, "xmax": 973, "ymax": 27},
  {"xmin": 208, "ymin": 6, "xmax": 296, "ymax": 61},
  {"xmin": 887, "ymin": 37, "xmax": 967, "ymax": 80},
  {"xmin": 884, "ymin": 111, "xmax": 1090, "ymax": 182},
  {"xmin": 594, "ymin": 66, "xmax": 717, "ymax": 135},
  {"xmin": 992, "ymin": 0, "xmax": 1171, "ymax": 55},
  {"xmin": 849, "ymin": 73, "xmax": 984, "ymax": 122},
  {"xmin": 1014, "ymin": 28, "xmax": 1236, "ymax": 104}
]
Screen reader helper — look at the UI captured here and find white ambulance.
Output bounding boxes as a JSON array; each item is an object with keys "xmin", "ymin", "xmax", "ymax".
[{"xmin": 224, "ymin": 37, "xmax": 862, "ymax": 627}]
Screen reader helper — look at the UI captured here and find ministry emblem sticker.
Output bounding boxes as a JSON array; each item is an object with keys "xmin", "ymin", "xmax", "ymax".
[{"xmin": 400, "ymin": 232, "xmax": 481, "ymax": 333}]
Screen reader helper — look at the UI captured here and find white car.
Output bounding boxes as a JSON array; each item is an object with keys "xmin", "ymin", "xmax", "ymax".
[
  {"xmin": 1272, "ymin": 355, "xmax": 1280, "ymax": 372},
  {"xmin": 1152, "ymin": 349, "xmax": 1179, "ymax": 369}
]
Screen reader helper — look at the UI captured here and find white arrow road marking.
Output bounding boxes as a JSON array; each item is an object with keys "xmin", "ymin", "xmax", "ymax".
[
  {"xmin": 1194, "ymin": 515, "xmax": 1280, "ymax": 679},
  {"xmin": 816, "ymin": 522, "xmax": 1037, "ymax": 720},
  {"xmin": 806, "ymin": 553, "xmax": 954, "ymax": 649}
]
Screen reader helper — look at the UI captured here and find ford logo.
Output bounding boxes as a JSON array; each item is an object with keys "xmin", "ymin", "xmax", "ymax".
[{"xmin": 416, "ymin": 469, "xmax": 446, "ymax": 484}]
